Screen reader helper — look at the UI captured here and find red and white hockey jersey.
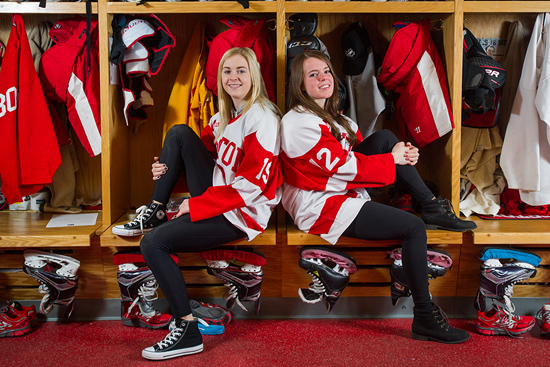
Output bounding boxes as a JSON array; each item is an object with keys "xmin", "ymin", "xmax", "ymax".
[
  {"xmin": 0, "ymin": 15, "xmax": 61, "ymax": 204},
  {"xmin": 188, "ymin": 103, "xmax": 282, "ymax": 240},
  {"xmin": 280, "ymin": 108, "xmax": 396, "ymax": 244},
  {"xmin": 378, "ymin": 20, "xmax": 454, "ymax": 148}
]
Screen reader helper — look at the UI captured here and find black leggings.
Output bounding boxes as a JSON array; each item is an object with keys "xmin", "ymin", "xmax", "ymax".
[
  {"xmin": 343, "ymin": 129, "xmax": 434, "ymax": 309},
  {"xmin": 141, "ymin": 125, "xmax": 246, "ymax": 318}
]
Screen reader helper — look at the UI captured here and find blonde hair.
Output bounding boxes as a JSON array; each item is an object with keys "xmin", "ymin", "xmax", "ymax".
[
  {"xmin": 215, "ymin": 47, "xmax": 281, "ymax": 141},
  {"xmin": 288, "ymin": 50, "xmax": 356, "ymax": 145}
]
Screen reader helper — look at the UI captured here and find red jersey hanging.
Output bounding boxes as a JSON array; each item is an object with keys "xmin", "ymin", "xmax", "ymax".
[{"xmin": 0, "ymin": 15, "xmax": 61, "ymax": 205}]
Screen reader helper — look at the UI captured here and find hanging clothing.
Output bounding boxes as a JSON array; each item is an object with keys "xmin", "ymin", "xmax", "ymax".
[
  {"xmin": 501, "ymin": 13, "xmax": 550, "ymax": 206},
  {"xmin": 498, "ymin": 21, "xmax": 527, "ymax": 138},
  {"xmin": 378, "ymin": 20, "xmax": 454, "ymax": 148},
  {"xmin": 0, "ymin": 15, "xmax": 61, "ymax": 204},
  {"xmin": 345, "ymin": 47, "xmax": 386, "ymax": 139},
  {"xmin": 459, "ymin": 126, "xmax": 504, "ymax": 217},
  {"xmin": 162, "ymin": 22, "xmax": 215, "ymax": 139}
]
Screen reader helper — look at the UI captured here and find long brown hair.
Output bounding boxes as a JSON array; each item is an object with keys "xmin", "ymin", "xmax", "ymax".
[
  {"xmin": 215, "ymin": 47, "xmax": 281, "ymax": 142},
  {"xmin": 287, "ymin": 50, "xmax": 356, "ymax": 145}
]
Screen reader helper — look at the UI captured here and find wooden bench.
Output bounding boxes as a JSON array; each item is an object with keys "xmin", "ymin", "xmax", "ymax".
[{"xmin": 98, "ymin": 210, "xmax": 282, "ymax": 299}]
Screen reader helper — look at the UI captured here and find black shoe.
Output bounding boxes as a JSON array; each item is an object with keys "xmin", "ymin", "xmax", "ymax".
[
  {"xmin": 142, "ymin": 318, "xmax": 203, "ymax": 360},
  {"xmin": 112, "ymin": 202, "xmax": 167, "ymax": 236},
  {"xmin": 421, "ymin": 196, "xmax": 477, "ymax": 232},
  {"xmin": 412, "ymin": 303, "xmax": 470, "ymax": 344}
]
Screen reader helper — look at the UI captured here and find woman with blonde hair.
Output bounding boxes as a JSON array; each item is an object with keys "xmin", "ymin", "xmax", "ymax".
[{"xmin": 115, "ymin": 47, "xmax": 282, "ymax": 360}]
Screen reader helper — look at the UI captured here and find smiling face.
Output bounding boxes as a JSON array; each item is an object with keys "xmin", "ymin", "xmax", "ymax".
[
  {"xmin": 221, "ymin": 54, "xmax": 252, "ymax": 111},
  {"xmin": 302, "ymin": 56, "xmax": 334, "ymax": 108}
]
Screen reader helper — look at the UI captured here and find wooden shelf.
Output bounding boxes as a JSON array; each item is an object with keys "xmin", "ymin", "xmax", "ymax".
[
  {"xmin": 464, "ymin": 1, "xmax": 550, "ymax": 13},
  {"xmin": 285, "ymin": 1, "xmax": 454, "ymax": 14},
  {"xmin": 286, "ymin": 223, "xmax": 463, "ymax": 246},
  {"xmin": 99, "ymin": 211, "xmax": 278, "ymax": 247},
  {"xmin": 0, "ymin": 211, "xmax": 102, "ymax": 248},
  {"xmin": 470, "ymin": 216, "xmax": 550, "ymax": 245},
  {"xmin": 0, "ymin": 2, "xmax": 98, "ymax": 14},
  {"xmin": 106, "ymin": 1, "xmax": 277, "ymax": 14}
]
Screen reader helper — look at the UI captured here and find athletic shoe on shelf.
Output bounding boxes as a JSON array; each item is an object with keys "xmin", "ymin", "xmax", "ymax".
[
  {"xmin": 536, "ymin": 303, "xmax": 550, "ymax": 337},
  {"xmin": 4, "ymin": 301, "xmax": 38, "ymax": 327},
  {"xmin": 142, "ymin": 318, "xmax": 203, "ymax": 360},
  {"xmin": 112, "ymin": 202, "xmax": 167, "ymax": 236},
  {"xmin": 476, "ymin": 305, "xmax": 535, "ymax": 337},
  {"xmin": 0, "ymin": 308, "xmax": 31, "ymax": 338},
  {"xmin": 121, "ymin": 300, "xmax": 172, "ymax": 329}
]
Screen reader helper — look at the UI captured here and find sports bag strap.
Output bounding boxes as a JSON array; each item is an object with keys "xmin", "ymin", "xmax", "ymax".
[{"xmin": 235, "ymin": 18, "xmax": 265, "ymax": 49}]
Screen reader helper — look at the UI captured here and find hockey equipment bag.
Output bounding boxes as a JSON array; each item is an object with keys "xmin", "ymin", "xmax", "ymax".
[
  {"xmin": 462, "ymin": 27, "xmax": 506, "ymax": 128},
  {"xmin": 388, "ymin": 248, "xmax": 453, "ymax": 306},
  {"xmin": 201, "ymin": 249, "xmax": 265, "ymax": 314},
  {"xmin": 298, "ymin": 246, "xmax": 357, "ymax": 313},
  {"xmin": 23, "ymin": 249, "xmax": 80, "ymax": 319},
  {"xmin": 205, "ymin": 15, "xmax": 276, "ymax": 102}
]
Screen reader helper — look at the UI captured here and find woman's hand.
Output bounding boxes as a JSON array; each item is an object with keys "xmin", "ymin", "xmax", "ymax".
[
  {"xmin": 391, "ymin": 142, "xmax": 409, "ymax": 165},
  {"xmin": 152, "ymin": 157, "xmax": 168, "ymax": 181},
  {"xmin": 175, "ymin": 199, "xmax": 190, "ymax": 218},
  {"xmin": 405, "ymin": 142, "xmax": 419, "ymax": 166}
]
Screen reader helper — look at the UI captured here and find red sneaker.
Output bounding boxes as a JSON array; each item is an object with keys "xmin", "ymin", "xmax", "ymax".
[
  {"xmin": 536, "ymin": 303, "xmax": 550, "ymax": 337},
  {"xmin": 0, "ymin": 309, "xmax": 31, "ymax": 338},
  {"xmin": 476, "ymin": 305, "xmax": 535, "ymax": 337},
  {"xmin": 5, "ymin": 301, "xmax": 38, "ymax": 327},
  {"xmin": 121, "ymin": 301, "xmax": 172, "ymax": 329}
]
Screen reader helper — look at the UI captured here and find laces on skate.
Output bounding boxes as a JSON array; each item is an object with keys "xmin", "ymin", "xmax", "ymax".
[
  {"xmin": 298, "ymin": 247, "xmax": 357, "ymax": 312},
  {"xmin": 201, "ymin": 249, "xmax": 265, "ymax": 314},
  {"xmin": 23, "ymin": 249, "xmax": 80, "ymax": 319}
]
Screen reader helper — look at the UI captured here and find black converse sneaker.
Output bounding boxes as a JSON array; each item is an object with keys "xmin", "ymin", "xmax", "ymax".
[
  {"xmin": 112, "ymin": 202, "xmax": 167, "ymax": 236},
  {"xmin": 142, "ymin": 318, "xmax": 203, "ymax": 360}
]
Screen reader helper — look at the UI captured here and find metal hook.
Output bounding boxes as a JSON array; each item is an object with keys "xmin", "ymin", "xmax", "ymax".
[{"xmin": 265, "ymin": 18, "xmax": 276, "ymax": 31}]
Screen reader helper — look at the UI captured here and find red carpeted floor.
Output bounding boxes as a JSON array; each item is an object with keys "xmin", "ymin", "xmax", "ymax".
[{"xmin": 2, "ymin": 318, "xmax": 548, "ymax": 367}]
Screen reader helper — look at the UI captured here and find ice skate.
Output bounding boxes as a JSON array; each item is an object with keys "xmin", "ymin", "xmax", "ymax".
[
  {"xmin": 23, "ymin": 250, "xmax": 80, "ymax": 319},
  {"xmin": 388, "ymin": 248, "xmax": 452, "ymax": 306},
  {"xmin": 298, "ymin": 246, "xmax": 357, "ymax": 312},
  {"xmin": 201, "ymin": 249, "xmax": 266, "ymax": 314},
  {"xmin": 474, "ymin": 247, "xmax": 539, "ymax": 337},
  {"xmin": 114, "ymin": 250, "xmax": 174, "ymax": 329}
]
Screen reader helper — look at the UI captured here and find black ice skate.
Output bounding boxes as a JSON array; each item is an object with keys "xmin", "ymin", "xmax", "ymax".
[
  {"xmin": 388, "ymin": 248, "xmax": 453, "ymax": 306},
  {"xmin": 114, "ymin": 249, "xmax": 177, "ymax": 329},
  {"xmin": 201, "ymin": 249, "xmax": 266, "ymax": 314},
  {"xmin": 298, "ymin": 246, "xmax": 357, "ymax": 312},
  {"xmin": 23, "ymin": 249, "xmax": 80, "ymax": 319}
]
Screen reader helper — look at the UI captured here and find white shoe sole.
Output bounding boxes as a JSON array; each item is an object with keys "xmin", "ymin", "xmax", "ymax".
[
  {"xmin": 142, "ymin": 344, "xmax": 203, "ymax": 360},
  {"xmin": 112, "ymin": 226, "xmax": 152, "ymax": 236}
]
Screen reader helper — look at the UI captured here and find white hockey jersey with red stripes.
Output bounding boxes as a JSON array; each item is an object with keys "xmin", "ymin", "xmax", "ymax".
[
  {"xmin": 378, "ymin": 20, "xmax": 454, "ymax": 148},
  {"xmin": 188, "ymin": 103, "xmax": 282, "ymax": 240},
  {"xmin": 280, "ymin": 108, "xmax": 395, "ymax": 244}
]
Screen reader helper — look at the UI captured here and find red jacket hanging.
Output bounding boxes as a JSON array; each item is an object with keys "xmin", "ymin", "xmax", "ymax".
[
  {"xmin": 0, "ymin": 15, "xmax": 61, "ymax": 204},
  {"xmin": 40, "ymin": 16, "xmax": 101, "ymax": 157},
  {"xmin": 378, "ymin": 20, "xmax": 454, "ymax": 148}
]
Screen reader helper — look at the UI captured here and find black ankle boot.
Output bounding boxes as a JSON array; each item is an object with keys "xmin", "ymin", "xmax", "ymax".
[
  {"xmin": 421, "ymin": 196, "xmax": 477, "ymax": 232},
  {"xmin": 412, "ymin": 303, "xmax": 470, "ymax": 344}
]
